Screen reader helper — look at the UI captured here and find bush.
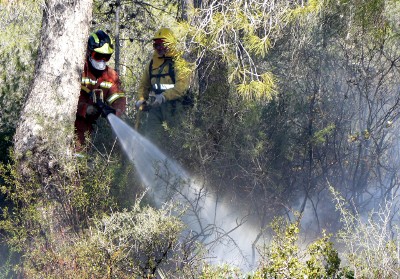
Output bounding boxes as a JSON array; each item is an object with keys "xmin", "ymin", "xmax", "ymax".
[
  {"xmin": 19, "ymin": 200, "xmax": 184, "ymax": 279},
  {"xmin": 253, "ymin": 215, "xmax": 351, "ymax": 279},
  {"xmin": 332, "ymin": 186, "xmax": 400, "ymax": 278}
]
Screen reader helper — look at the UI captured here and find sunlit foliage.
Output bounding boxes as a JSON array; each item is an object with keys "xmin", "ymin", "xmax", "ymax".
[
  {"xmin": 0, "ymin": 1, "xmax": 42, "ymax": 162},
  {"xmin": 2, "ymin": 0, "xmax": 400, "ymax": 277}
]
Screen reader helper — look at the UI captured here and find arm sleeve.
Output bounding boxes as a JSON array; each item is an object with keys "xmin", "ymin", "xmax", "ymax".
[
  {"xmin": 137, "ymin": 63, "xmax": 152, "ymax": 101},
  {"xmin": 107, "ymin": 71, "xmax": 126, "ymax": 117},
  {"xmin": 112, "ymin": 97, "xmax": 126, "ymax": 117}
]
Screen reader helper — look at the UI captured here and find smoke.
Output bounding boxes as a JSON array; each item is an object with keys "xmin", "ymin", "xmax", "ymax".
[{"xmin": 108, "ymin": 114, "xmax": 262, "ymax": 271}]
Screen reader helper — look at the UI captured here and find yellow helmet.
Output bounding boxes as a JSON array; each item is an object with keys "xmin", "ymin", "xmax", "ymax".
[
  {"xmin": 88, "ymin": 30, "xmax": 114, "ymax": 55},
  {"xmin": 152, "ymin": 28, "xmax": 176, "ymax": 43}
]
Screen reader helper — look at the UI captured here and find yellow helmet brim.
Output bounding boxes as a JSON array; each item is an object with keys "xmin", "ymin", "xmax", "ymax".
[{"xmin": 94, "ymin": 43, "xmax": 114, "ymax": 54}]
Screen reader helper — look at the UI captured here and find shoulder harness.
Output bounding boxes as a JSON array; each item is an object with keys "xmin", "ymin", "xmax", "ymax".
[{"xmin": 149, "ymin": 58, "xmax": 175, "ymax": 95}]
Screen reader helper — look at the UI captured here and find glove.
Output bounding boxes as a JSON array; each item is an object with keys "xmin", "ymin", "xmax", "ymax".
[
  {"xmin": 135, "ymin": 100, "xmax": 145, "ymax": 109},
  {"xmin": 86, "ymin": 104, "xmax": 98, "ymax": 116},
  {"xmin": 96, "ymin": 99, "xmax": 116, "ymax": 117},
  {"xmin": 149, "ymin": 92, "xmax": 166, "ymax": 106}
]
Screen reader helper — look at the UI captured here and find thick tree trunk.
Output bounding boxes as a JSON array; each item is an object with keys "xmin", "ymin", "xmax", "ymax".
[
  {"xmin": 12, "ymin": 0, "xmax": 92, "ymax": 240},
  {"xmin": 14, "ymin": 0, "xmax": 92, "ymax": 177}
]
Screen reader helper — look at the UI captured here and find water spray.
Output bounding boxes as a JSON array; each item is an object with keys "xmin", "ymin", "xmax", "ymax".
[{"xmin": 107, "ymin": 114, "xmax": 262, "ymax": 271}]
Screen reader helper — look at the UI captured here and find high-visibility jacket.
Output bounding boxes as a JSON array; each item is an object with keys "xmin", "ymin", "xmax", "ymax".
[
  {"xmin": 75, "ymin": 60, "xmax": 126, "ymax": 149},
  {"xmin": 137, "ymin": 53, "xmax": 190, "ymax": 102},
  {"xmin": 78, "ymin": 60, "xmax": 126, "ymax": 117}
]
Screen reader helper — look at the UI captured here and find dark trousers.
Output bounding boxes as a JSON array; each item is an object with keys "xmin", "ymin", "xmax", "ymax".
[{"xmin": 137, "ymin": 100, "xmax": 184, "ymax": 148}]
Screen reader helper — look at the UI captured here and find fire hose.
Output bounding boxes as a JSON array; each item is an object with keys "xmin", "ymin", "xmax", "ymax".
[{"xmin": 91, "ymin": 89, "xmax": 116, "ymax": 117}]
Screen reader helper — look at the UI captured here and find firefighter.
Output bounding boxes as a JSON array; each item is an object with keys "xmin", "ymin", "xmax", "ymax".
[
  {"xmin": 135, "ymin": 27, "xmax": 191, "ymax": 147},
  {"xmin": 75, "ymin": 30, "xmax": 126, "ymax": 153}
]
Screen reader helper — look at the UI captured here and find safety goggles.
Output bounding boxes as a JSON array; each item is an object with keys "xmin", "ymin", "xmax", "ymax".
[
  {"xmin": 153, "ymin": 39, "xmax": 168, "ymax": 52},
  {"xmin": 91, "ymin": 51, "xmax": 112, "ymax": 62}
]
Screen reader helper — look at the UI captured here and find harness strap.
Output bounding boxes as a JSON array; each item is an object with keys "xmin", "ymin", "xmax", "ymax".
[{"xmin": 149, "ymin": 59, "xmax": 175, "ymax": 95}]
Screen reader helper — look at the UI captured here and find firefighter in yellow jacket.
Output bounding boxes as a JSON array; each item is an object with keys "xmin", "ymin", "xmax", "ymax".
[{"xmin": 135, "ymin": 27, "xmax": 191, "ymax": 146}]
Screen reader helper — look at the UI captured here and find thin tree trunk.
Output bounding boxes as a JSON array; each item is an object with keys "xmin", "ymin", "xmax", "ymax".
[
  {"xmin": 193, "ymin": 0, "xmax": 202, "ymax": 8},
  {"xmin": 180, "ymin": 0, "xmax": 193, "ymax": 21},
  {"xmin": 114, "ymin": 0, "xmax": 121, "ymax": 73}
]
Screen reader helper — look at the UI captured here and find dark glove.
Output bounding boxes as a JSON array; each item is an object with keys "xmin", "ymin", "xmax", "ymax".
[
  {"xmin": 96, "ymin": 99, "xmax": 116, "ymax": 117},
  {"xmin": 86, "ymin": 104, "xmax": 99, "ymax": 116}
]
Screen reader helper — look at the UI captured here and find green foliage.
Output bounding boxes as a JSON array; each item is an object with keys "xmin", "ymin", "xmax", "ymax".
[
  {"xmin": 199, "ymin": 263, "xmax": 243, "ymax": 279},
  {"xmin": 312, "ymin": 124, "xmax": 335, "ymax": 145},
  {"xmin": 284, "ymin": 0, "xmax": 328, "ymax": 22},
  {"xmin": 21, "ymin": 235, "xmax": 105, "ymax": 279},
  {"xmin": 259, "ymin": 217, "xmax": 303, "ymax": 278},
  {"xmin": 0, "ymin": 152, "xmax": 44, "ymax": 252},
  {"xmin": 0, "ymin": 242, "xmax": 21, "ymax": 279},
  {"xmin": 0, "ymin": 149, "xmax": 190, "ymax": 278},
  {"xmin": 183, "ymin": 1, "xmax": 290, "ymax": 101},
  {"xmin": 18, "ymin": 199, "xmax": 184, "ymax": 279},
  {"xmin": 0, "ymin": 2, "xmax": 41, "ymax": 163},
  {"xmin": 0, "ymin": 131, "xmax": 13, "ymax": 164},
  {"xmin": 244, "ymin": 34, "xmax": 272, "ymax": 59},
  {"xmin": 72, "ymin": 154, "xmax": 118, "ymax": 219},
  {"xmin": 91, "ymin": 202, "xmax": 184, "ymax": 277},
  {"xmin": 255, "ymin": 215, "xmax": 349, "ymax": 279},
  {"xmin": 236, "ymin": 72, "xmax": 277, "ymax": 101},
  {"xmin": 0, "ymin": 151, "xmax": 113, "ymax": 261},
  {"xmin": 351, "ymin": 0, "xmax": 386, "ymax": 30},
  {"xmin": 331, "ymin": 186, "xmax": 400, "ymax": 278}
]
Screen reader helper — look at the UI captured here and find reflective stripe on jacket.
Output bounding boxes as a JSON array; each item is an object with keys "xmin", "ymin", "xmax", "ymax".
[
  {"xmin": 137, "ymin": 53, "xmax": 190, "ymax": 102},
  {"xmin": 77, "ymin": 60, "xmax": 126, "ymax": 118}
]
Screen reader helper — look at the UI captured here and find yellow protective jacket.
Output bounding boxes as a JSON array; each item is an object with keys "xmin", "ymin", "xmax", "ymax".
[{"xmin": 137, "ymin": 51, "xmax": 191, "ymax": 102}]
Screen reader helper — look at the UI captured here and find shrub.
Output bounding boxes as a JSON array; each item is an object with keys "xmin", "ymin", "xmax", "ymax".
[{"xmin": 253, "ymin": 215, "xmax": 350, "ymax": 279}]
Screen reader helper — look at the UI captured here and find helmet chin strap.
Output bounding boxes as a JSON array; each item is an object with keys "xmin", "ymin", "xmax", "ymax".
[{"xmin": 89, "ymin": 56, "xmax": 106, "ymax": 71}]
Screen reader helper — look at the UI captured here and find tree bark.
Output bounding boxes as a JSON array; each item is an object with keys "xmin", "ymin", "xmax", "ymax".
[
  {"xmin": 180, "ymin": 0, "xmax": 193, "ymax": 21},
  {"xmin": 114, "ymin": 0, "xmax": 121, "ymax": 73},
  {"xmin": 13, "ymin": 0, "xmax": 92, "ymax": 178}
]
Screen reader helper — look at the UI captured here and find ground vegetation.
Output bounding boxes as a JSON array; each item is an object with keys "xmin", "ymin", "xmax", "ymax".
[{"xmin": 1, "ymin": 0, "xmax": 400, "ymax": 278}]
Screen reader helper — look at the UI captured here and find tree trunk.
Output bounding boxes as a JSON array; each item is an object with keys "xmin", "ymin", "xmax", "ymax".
[
  {"xmin": 14, "ymin": 0, "xmax": 92, "ymax": 178},
  {"xmin": 12, "ymin": 0, "xmax": 92, "ymax": 240},
  {"xmin": 180, "ymin": 0, "xmax": 193, "ymax": 21},
  {"xmin": 114, "ymin": 0, "xmax": 121, "ymax": 73}
]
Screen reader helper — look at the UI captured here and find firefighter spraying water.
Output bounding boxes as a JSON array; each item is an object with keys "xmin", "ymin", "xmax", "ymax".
[
  {"xmin": 81, "ymin": 27, "xmax": 260, "ymax": 271},
  {"xmin": 74, "ymin": 30, "xmax": 126, "ymax": 155}
]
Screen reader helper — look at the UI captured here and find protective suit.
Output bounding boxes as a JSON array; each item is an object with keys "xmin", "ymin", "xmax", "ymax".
[
  {"xmin": 75, "ymin": 30, "xmax": 126, "ymax": 152},
  {"xmin": 136, "ymin": 28, "xmax": 191, "ymax": 146}
]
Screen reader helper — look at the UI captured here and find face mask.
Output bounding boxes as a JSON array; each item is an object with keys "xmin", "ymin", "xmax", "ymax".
[{"xmin": 89, "ymin": 56, "xmax": 106, "ymax": 70}]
